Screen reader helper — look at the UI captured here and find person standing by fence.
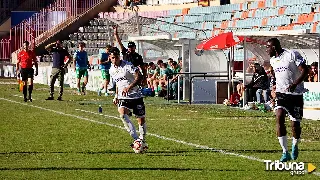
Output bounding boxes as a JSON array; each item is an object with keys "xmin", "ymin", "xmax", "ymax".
[{"xmin": 45, "ymin": 40, "xmax": 72, "ymax": 101}]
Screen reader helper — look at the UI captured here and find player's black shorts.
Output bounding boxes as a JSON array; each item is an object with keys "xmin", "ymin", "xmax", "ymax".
[
  {"xmin": 275, "ymin": 92, "xmax": 303, "ymax": 121},
  {"xmin": 20, "ymin": 68, "xmax": 34, "ymax": 81},
  {"xmin": 118, "ymin": 98, "xmax": 145, "ymax": 117}
]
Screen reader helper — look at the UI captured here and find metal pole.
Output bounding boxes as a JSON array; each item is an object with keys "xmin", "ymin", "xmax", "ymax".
[
  {"xmin": 182, "ymin": 42, "xmax": 186, "ymax": 100},
  {"xmin": 227, "ymin": 48, "xmax": 230, "ymax": 100},
  {"xmin": 177, "ymin": 75, "xmax": 181, "ymax": 104},
  {"xmin": 243, "ymin": 37, "xmax": 247, "ymax": 107}
]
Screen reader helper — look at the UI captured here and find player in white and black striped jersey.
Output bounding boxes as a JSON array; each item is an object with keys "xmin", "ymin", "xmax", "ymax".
[
  {"xmin": 108, "ymin": 47, "xmax": 147, "ymax": 151},
  {"xmin": 267, "ymin": 38, "xmax": 308, "ymax": 162}
]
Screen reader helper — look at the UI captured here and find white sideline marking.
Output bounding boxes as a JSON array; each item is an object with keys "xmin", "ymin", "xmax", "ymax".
[{"xmin": 1, "ymin": 97, "xmax": 320, "ymax": 176}]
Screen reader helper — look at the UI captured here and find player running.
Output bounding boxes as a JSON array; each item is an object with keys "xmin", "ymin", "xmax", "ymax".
[
  {"xmin": 109, "ymin": 47, "xmax": 148, "ymax": 152},
  {"xmin": 267, "ymin": 38, "xmax": 308, "ymax": 162},
  {"xmin": 73, "ymin": 42, "xmax": 89, "ymax": 95},
  {"xmin": 16, "ymin": 41, "xmax": 38, "ymax": 102},
  {"xmin": 98, "ymin": 45, "xmax": 112, "ymax": 96}
]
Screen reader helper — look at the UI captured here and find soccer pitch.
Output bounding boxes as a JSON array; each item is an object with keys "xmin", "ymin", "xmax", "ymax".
[{"xmin": 0, "ymin": 79, "xmax": 319, "ymax": 179}]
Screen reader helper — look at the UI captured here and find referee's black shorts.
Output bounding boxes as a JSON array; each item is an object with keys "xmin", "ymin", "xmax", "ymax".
[{"xmin": 21, "ymin": 68, "xmax": 34, "ymax": 81}]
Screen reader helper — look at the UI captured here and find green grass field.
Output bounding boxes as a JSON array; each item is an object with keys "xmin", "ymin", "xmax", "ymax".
[{"xmin": 0, "ymin": 79, "xmax": 319, "ymax": 179}]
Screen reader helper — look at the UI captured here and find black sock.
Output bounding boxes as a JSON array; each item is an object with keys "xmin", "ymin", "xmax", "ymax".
[
  {"xmin": 28, "ymin": 84, "xmax": 33, "ymax": 98},
  {"xmin": 23, "ymin": 85, "xmax": 27, "ymax": 99}
]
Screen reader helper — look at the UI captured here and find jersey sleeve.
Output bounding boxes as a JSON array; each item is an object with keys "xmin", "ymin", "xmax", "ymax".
[
  {"xmin": 127, "ymin": 64, "xmax": 139, "ymax": 74},
  {"xmin": 292, "ymin": 51, "xmax": 306, "ymax": 67}
]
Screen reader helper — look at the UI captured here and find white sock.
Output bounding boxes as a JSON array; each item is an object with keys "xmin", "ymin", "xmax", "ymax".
[
  {"xmin": 121, "ymin": 114, "xmax": 138, "ymax": 140},
  {"xmin": 139, "ymin": 123, "xmax": 147, "ymax": 141},
  {"xmin": 278, "ymin": 136, "xmax": 288, "ymax": 153},
  {"xmin": 292, "ymin": 137, "xmax": 300, "ymax": 146}
]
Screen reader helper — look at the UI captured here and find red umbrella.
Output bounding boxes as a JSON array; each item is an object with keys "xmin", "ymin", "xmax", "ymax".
[{"xmin": 197, "ymin": 32, "xmax": 245, "ymax": 50}]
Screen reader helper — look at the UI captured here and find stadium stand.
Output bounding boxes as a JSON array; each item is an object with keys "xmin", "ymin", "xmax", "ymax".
[{"xmin": 1, "ymin": 0, "xmax": 320, "ymax": 63}]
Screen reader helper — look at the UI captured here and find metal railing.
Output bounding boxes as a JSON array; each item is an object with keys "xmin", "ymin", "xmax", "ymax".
[
  {"xmin": 0, "ymin": 39, "xmax": 10, "ymax": 61},
  {"xmin": 1, "ymin": 0, "xmax": 111, "ymax": 61},
  {"xmin": 166, "ymin": 72, "xmax": 208, "ymax": 102}
]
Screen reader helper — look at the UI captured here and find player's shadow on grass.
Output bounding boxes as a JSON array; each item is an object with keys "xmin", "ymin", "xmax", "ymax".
[{"xmin": 0, "ymin": 167, "xmax": 245, "ymax": 171}]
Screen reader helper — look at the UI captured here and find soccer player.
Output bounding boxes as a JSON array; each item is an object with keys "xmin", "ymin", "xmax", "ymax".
[
  {"xmin": 266, "ymin": 38, "xmax": 308, "ymax": 162},
  {"xmin": 98, "ymin": 45, "xmax": 112, "ymax": 96},
  {"xmin": 109, "ymin": 47, "xmax": 147, "ymax": 150},
  {"xmin": 73, "ymin": 42, "xmax": 89, "ymax": 95},
  {"xmin": 16, "ymin": 41, "xmax": 38, "ymax": 102},
  {"xmin": 45, "ymin": 40, "xmax": 72, "ymax": 100}
]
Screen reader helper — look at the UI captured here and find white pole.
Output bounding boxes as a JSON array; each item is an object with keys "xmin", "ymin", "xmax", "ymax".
[
  {"xmin": 178, "ymin": 75, "xmax": 181, "ymax": 104},
  {"xmin": 243, "ymin": 37, "xmax": 247, "ymax": 107}
]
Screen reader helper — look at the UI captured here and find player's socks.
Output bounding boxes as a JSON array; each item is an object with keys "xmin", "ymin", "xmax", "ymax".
[
  {"xmin": 278, "ymin": 136, "xmax": 288, "ymax": 153},
  {"xmin": 28, "ymin": 84, "xmax": 33, "ymax": 100},
  {"xmin": 23, "ymin": 84, "xmax": 27, "ymax": 100},
  {"xmin": 139, "ymin": 123, "xmax": 147, "ymax": 141},
  {"xmin": 121, "ymin": 114, "xmax": 138, "ymax": 140},
  {"xmin": 291, "ymin": 137, "xmax": 300, "ymax": 160}
]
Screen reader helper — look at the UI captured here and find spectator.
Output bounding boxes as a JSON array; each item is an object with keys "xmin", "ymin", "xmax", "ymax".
[
  {"xmin": 245, "ymin": 63, "xmax": 268, "ymax": 103},
  {"xmin": 168, "ymin": 61, "xmax": 181, "ymax": 100},
  {"xmin": 237, "ymin": 80, "xmax": 244, "ymax": 103},
  {"xmin": 168, "ymin": 58, "xmax": 174, "ymax": 69},
  {"xmin": 309, "ymin": 62, "xmax": 318, "ymax": 82},
  {"xmin": 147, "ymin": 62, "xmax": 157, "ymax": 88}
]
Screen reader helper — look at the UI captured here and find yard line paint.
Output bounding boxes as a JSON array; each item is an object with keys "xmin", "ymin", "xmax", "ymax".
[{"xmin": 1, "ymin": 97, "xmax": 319, "ymax": 177}]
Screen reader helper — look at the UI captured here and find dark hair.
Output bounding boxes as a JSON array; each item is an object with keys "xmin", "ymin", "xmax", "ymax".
[
  {"xmin": 168, "ymin": 58, "xmax": 173, "ymax": 61},
  {"xmin": 162, "ymin": 63, "xmax": 168, "ymax": 68},
  {"xmin": 23, "ymin": 41, "xmax": 30, "ymax": 45},
  {"xmin": 311, "ymin": 62, "xmax": 318, "ymax": 67},
  {"xmin": 254, "ymin": 63, "xmax": 265, "ymax": 74},
  {"xmin": 78, "ymin": 42, "xmax": 85, "ymax": 47},
  {"xmin": 157, "ymin": 60, "xmax": 163, "ymax": 65},
  {"xmin": 267, "ymin": 38, "xmax": 281, "ymax": 48},
  {"xmin": 172, "ymin": 61, "xmax": 177, "ymax": 66},
  {"xmin": 148, "ymin": 62, "xmax": 154, "ymax": 66},
  {"xmin": 106, "ymin": 45, "xmax": 112, "ymax": 49},
  {"xmin": 109, "ymin": 47, "xmax": 120, "ymax": 56}
]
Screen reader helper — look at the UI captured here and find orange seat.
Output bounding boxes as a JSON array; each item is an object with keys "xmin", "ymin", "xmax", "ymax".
[
  {"xmin": 258, "ymin": 1, "xmax": 265, "ymax": 8},
  {"xmin": 251, "ymin": 9, "xmax": 257, "ymax": 18},
  {"xmin": 278, "ymin": 7, "xmax": 286, "ymax": 16},
  {"xmin": 312, "ymin": 22, "xmax": 318, "ymax": 33},
  {"xmin": 262, "ymin": 17, "xmax": 268, "ymax": 26}
]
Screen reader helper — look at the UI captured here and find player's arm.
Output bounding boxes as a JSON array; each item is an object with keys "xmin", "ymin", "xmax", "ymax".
[
  {"xmin": 129, "ymin": 69, "xmax": 142, "ymax": 90},
  {"xmin": 113, "ymin": 25, "xmax": 125, "ymax": 51},
  {"xmin": 289, "ymin": 63, "xmax": 308, "ymax": 91},
  {"xmin": 113, "ymin": 85, "xmax": 119, "ymax": 106},
  {"xmin": 72, "ymin": 52, "xmax": 77, "ymax": 71}
]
